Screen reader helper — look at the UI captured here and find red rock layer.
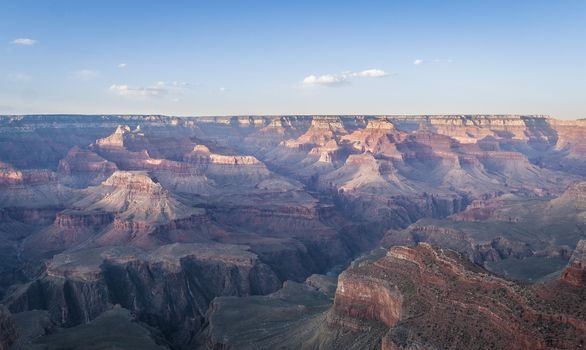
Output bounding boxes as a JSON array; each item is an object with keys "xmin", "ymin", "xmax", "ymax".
[
  {"xmin": 330, "ymin": 244, "xmax": 586, "ymax": 350},
  {"xmin": 58, "ymin": 146, "xmax": 118, "ymax": 175},
  {"xmin": 0, "ymin": 161, "xmax": 55, "ymax": 186},
  {"xmin": 561, "ymin": 240, "xmax": 586, "ymax": 287}
]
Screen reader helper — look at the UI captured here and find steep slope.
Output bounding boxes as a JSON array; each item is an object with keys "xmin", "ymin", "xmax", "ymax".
[
  {"xmin": 0, "ymin": 161, "xmax": 73, "ymax": 209},
  {"xmin": 325, "ymin": 244, "xmax": 586, "ymax": 349},
  {"xmin": 93, "ymin": 125, "xmax": 213, "ymax": 195},
  {"xmin": 183, "ymin": 144, "xmax": 271, "ymax": 185},
  {"xmin": 0, "ymin": 114, "xmax": 584, "ymax": 350},
  {"xmin": 383, "ymin": 182, "xmax": 586, "ymax": 281},
  {"xmin": 561, "ymin": 239, "xmax": 586, "ymax": 287},
  {"xmin": 25, "ymin": 171, "xmax": 215, "ymax": 253},
  {"xmin": 58, "ymin": 146, "xmax": 118, "ymax": 187},
  {"xmin": 201, "ymin": 244, "xmax": 586, "ymax": 350},
  {"xmin": 6, "ymin": 243, "xmax": 280, "ymax": 348},
  {"xmin": 16, "ymin": 307, "xmax": 167, "ymax": 350},
  {"xmin": 202, "ymin": 275, "xmax": 336, "ymax": 350},
  {"xmin": 0, "ymin": 306, "xmax": 17, "ymax": 350}
]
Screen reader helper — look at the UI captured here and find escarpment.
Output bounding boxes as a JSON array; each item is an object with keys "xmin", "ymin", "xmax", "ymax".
[
  {"xmin": 0, "ymin": 306, "xmax": 17, "ymax": 350},
  {"xmin": 6, "ymin": 244, "xmax": 281, "ymax": 346},
  {"xmin": 200, "ymin": 243, "xmax": 586, "ymax": 350},
  {"xmin": 64, "ymin": 171, "xmax": 214, "ymax": 248},
  {"xmin": 325, "ymin": 244, "xmax": 586, "ymax": 350},
  {"xmin": 561, "ymin": 240, "xmax": 586, "ymax": 287}
]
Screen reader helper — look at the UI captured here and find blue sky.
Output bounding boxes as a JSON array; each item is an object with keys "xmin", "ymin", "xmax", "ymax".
[{"xmin": 0, "ymin": 0, "xmax": 584, "ymax": 118}]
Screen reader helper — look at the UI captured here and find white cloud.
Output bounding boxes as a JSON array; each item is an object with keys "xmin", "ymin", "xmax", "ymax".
[
  {"xmin": 11, "ymin": 38, "xmax": 37, "ymax": 46},
  {"xmin": 171, "ymin": 81, "xmax": 189, "ymax": 87},
  {"xmin": 303, "ymin": 68, "xmax": 388, "ymax": 87},
  {"xmin": 303, "ymin": 74, "xmax": 347, "ymax": 86},
  {"xmin": 415, "ymin": 58, "xmax": 453, "ymax": 65},
  {"xmin": 353, "ymin": 69, "xmax": 388, "ymax": 78},
  {"xmin": 110, "ymin": 84, "xmax": 167, "ymax": 97},
  {"xmin": 117, "ymin": 63, "xmax": 128, "ymax": 69},
  {"xmin": 71, "ymin": 69, "xmax": 100, "ymax": 80},
  {"xmin": 7, "ymin": 73, "xmax": 32, "ymax": 82},
  {"xmin": 109, "ymin": 80, "xmax": 192, "ymax": 99}
]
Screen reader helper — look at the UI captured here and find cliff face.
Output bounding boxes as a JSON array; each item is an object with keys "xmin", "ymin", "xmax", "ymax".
[
  {"xmin": 58, "ymin": 147, "xmax": 118, "ymax": 187},
  {"xmin": 561, "ymin": 240, "xmax": 586, "ymax": 287},
  {"xmin": 64, "ymin": 171, "xmax": 213, "ymax": 248},
  {"xmin": 0, "ymin": 306, "xmax": 17, "ymax": 350},
  {"xmin": 380, "ymin": 179, "xmax": 586, "ymax": 282},
  {"xmin": 327, "ymin": 244, "xmax": 586, "ymax": 350},
  {"xmin": 6, "ymin": 243, "xmax": 281, "ymax": 346},
  {"xmin": 0, "ymin": 114, "xmax": 584, "ymax": 350},
  {"xmin": 0, "ymin": 161, "xmax": 56, "ymax": 186},
  {"xmin": 183, "ymin": 144, "xmax": 271, "ymax": 185}
]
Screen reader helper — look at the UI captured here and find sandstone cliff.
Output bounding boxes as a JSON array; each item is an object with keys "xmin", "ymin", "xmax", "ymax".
[{"xmin": 326, "ymin": 244, "xmax": 586, "ymax": 350}]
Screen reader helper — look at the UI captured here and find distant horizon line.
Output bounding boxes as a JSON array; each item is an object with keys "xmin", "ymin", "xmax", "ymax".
[{"xmin": 1, "ymin": 113, "xmax": 579, "ymax": 120}]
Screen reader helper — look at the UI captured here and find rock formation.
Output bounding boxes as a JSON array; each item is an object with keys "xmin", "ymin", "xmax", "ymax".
[
  {"xmin": 0, "ymin": 306, "xmax": 17, "ymax": 350},
  {"xmin": 0, "ymin": 114, "xmax": 584, "ymax": 350},
  {"xmin": 58, "ymin": 146, "xmax": 118, "ymax": 187},
  {"xmin": 561, "ymin": 240, "xmax": 586, "ymax": 287},
  {"xmin": 6, "ymin": 243, "xmax": 281, "ymax": 347},
  {"xmin": 326, "ymin": 244, "xmax": 586, "ymax": 349}
]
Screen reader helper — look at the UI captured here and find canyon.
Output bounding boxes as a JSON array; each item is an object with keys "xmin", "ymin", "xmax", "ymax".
[{"xmin": 0, "ymin": 114, "xmax": 584, "ymax": 349}]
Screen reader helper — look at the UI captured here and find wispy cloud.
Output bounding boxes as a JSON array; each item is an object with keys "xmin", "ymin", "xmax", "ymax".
[
  {"xmin": 71, "ymin": 69, "xmax": 100, "ymax": 80},
  {"xmin": 302, "ymin": 68, "xmax": 389, "ymax": 87},
  {"xmin": 7, "ymin": 73, "xmax": 32, "ymax": 82},
  {"xmin": 110, "ymin": 84, "xmax": 167, "ymax": 97},
  {"xmin": 117, "ymin": 63, "xmax": 128, "ymax": 69},
  {"xmin": 414, "ymin": 58, "xmax": 453, "ymax": 65},
  {"xmin": 11, "ymin": 38, "xmax": 37, "ymax": 46},
  {"xmin": 109, "ymin": 81, "xmax": 190, "ymax": 98}
]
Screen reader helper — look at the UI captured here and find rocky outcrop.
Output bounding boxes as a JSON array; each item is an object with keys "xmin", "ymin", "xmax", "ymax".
[
  {"xmin": 6, "ymin": 243, "xmax": 281, "ymax": 347},
  {"xmin": 0, "ymin": 162, "xmax": 73, "ymax": 210},
  {"xmin": 94, "ymin": 125, "xmax": 144, "ymax": 149},
  {"xmin": 283, "ymin": 116, "xmax": 346, "ymax": 150},
  {"xmin": 561, "ymin": 240, "xmax": 586, "ymax": 287},
  {"xmin": 80, "ymin": 171, "xmax": 213, "ymax": 246},
  {"xmin": 201, "ymin": 275, "xmax": 335, "ymax": 350},
  {"xmin": 1, "ymin": 114, "xmax": 585, "ymax": 350},
  {"xmin": 26, "ymin": 171, "xmax": 214, "ymax": 251},
  {"xmin": 185, "ymin": 146, "xmax": 262, "ymax": 166},
  {"xmin": 22, "ymin": 307, "xmax": 166, "ymax": 350},
  {"xmin": 183, "ymin": 145, "xmax": 270, "ymax": 184},
  {"xmin": 58, "ymin": 147, "xmax": 118, "ymax": 186},
  {"xmin": 341, "ymin": 119, "xmax": 402, "ymax": 159},
  {"xmin": 326, "ymin": 244, "xmax": 586, "ymax": 350},
  {"xmin": 0, "ymin": 161, "xmax": 56, "ymax": 186},
  {"xmin": 382, "ymin": 182, "xmax": 586, "ymax": 281},
  {"xmin": 0, "ymin": 306, "xmax": 17, "ymax": 350}
]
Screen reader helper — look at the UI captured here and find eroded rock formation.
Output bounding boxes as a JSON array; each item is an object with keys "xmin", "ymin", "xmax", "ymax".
[
  {"xmin": 327, "ymin": 244, "xmax": 586, "ymax": 349},
  {"xmin": 0, "ymin": 114, "xmax": 584, "ymax": 350}
]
